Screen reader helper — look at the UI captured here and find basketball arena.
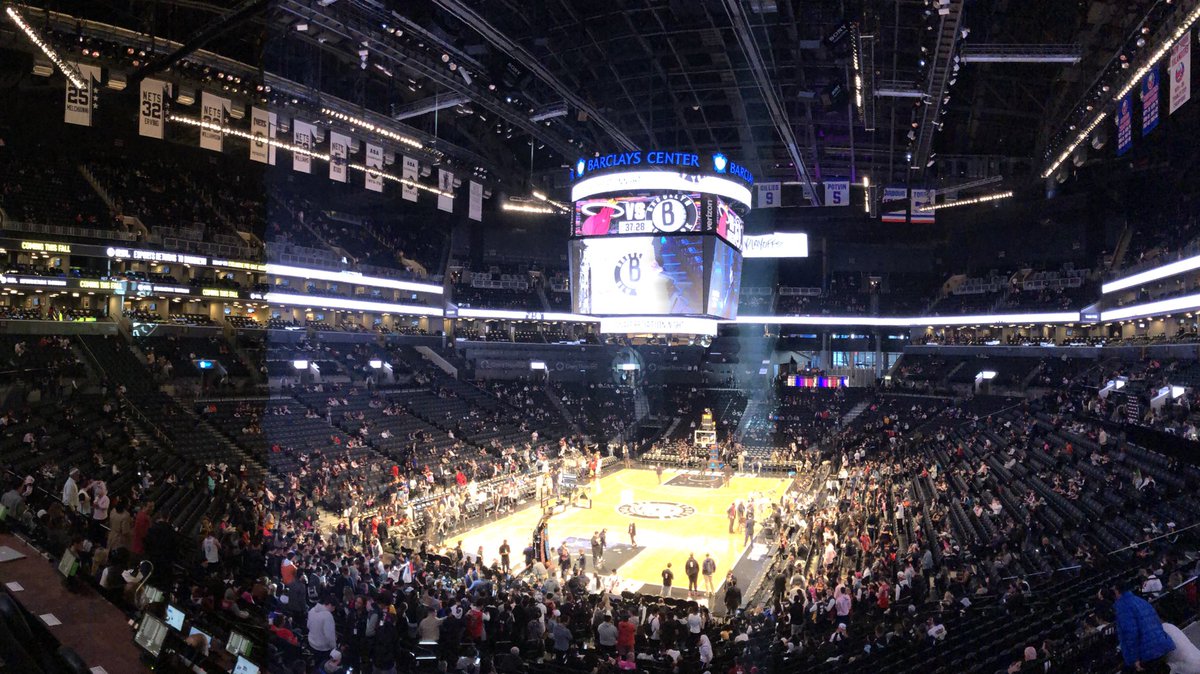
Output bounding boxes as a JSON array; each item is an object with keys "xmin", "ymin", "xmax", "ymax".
[{"xmin": 3, "ymin": 1, "xmax": 1200, "ymax": 674}]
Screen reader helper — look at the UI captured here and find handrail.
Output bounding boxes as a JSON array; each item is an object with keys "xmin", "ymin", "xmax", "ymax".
[{"xmin": 1108, "ymin": 521, "xmax": 1200, "ymax": 554}]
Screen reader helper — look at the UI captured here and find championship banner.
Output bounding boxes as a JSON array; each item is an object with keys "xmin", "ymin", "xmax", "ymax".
[
  {"xmin": 1141, "ymin": 67, "xmax": 1160, "ymax": 136},
  {"xmin": 437, "ymin": 169, "xmax": 454, "ymax": 212},
  {"xmin": 1116, "ymin": 94, "xmax": 1133, "ymax": 156},
  {"xmin": 249, "ymin": 107, "xmax": 275, "ymax": 164},
  {"xmin": 1170, "ymin": 31, "xmax": 1192, "ymax": 115},
  {"xmin": 364, "ymin": 143, "xmax": 384, "ymax": 192},
  {"xmin": 401, "ymin": 156, "xmax": 419, "ymax": 202},
  {"xmin": 468, "ymin": 180, "xmax": 483, "ymax": 221},
  {"xmin": 138, "ymin": 78, "xmax": 168, "ymax": 138},
  {"xmin": 824, "ymin": 180, "xmax": 850, "ymax": 207},
  {"xmin": 329, "ymin": 131, "xmax": 349, "ymax": 183},
  {"xmin": 756, "ymin": 182, "xmax": 781, "ymax": 208},
  {"xmin": 293, "ymin": 121, "xmax": 314, "ymax": 174},
  {"xmin": 200, "ymin": 92, "xmax": 229, "ymax": 151},
  {"xmin": 880, "ymin": 187, "xmax": 935, "ymax": 223},
  {"xmin": 63, "ymin": 63, "xmax": 100, "ymax": 127}
]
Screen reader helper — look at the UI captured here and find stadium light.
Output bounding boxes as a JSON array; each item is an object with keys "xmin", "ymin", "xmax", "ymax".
[
  {"xmin": 264, "ymin": 292, "xmax": 443, "ymax": 317},
  {"xmin": 1103, "ymin": 252, "xmax": 1200, "ymax": 294},
  {"xmin": 320, "ymin": 107, "xmax": 422, "ymax": 148},
  {"xmin": 292, "ymin": 360, "xmax": 309, "ymax": 370},
  {"xmin": 502, "ymin": 202, "xmax": 557, "ymax": 214},
  {"xmin": 918, "ymin": 190, "xmax": 1013, "ymax": 212},
  {"xmin": 369, "ymin": 359, "xmax": 383, "ymax": 369},
  {"xmin": 1101, "ymin": 292, "xmax": 1200, "ymax": 322},
  {"xmin": 6, "ymin": 7, "xmax": 87, "ymax": 90}
]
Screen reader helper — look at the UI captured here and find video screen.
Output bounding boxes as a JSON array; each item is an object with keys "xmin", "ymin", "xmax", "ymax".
[
  {"xmin": 165, "ymin": 604, "xmax": 185, "ymax": 631},
  {"xmin": 573, "ymin": 193, "xmax": 704, "ymax": 236},
  {"xmin": 571, "ymin": 236, "xmax": 705, "ymax": 315},
  {"xmin": 227, "ymin": 631, "xmax": 252, "ymax": 658},
  {"xmin": 712, "ymin": 197, "xmax": 744, "ymax": 250},
  {"xmin": 134, "ymin": 614, "xmax": 168, "ymax": 657},
  {"xmin": 706, "ymin": 238, "xmax": 743, "ymax": 319},
  {"xmin": 233, "ymin": 656, "xmax": 260, "ymax": 674}
]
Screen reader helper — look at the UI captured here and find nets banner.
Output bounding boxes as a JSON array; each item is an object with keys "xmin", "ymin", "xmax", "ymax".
[
  {"xmin": 293, "ymin": 121, "xmax": 314, "ymax": 174},
  {"xmin": 249, "ymin": 107, "xmax": 276, "ymax": 165},
  {"xmin": 64, "ymin": 63, "xmax": 100, "ymax": 127},
  {"xmin": 469, "ymin": 180, "xmax": 483, "ymax": 221},
  {"xmin": 199, "ymin": 92, "xmax": 229, "ymax": 151},
  {"xmin": 438, "ymin": 170, "xmax": 454, "ymax": 212},
  {"xmin": 756, "ymin": 182, "xmax": 781, "ymax": 208},
  {"xmin": 329, "ymin": 131, "xmax": 349, "ymax": 183},
  {"xmin": 881, "ymin": 187, "xmax": 934, "ymax": 223},
  {"xmin": 401, "ymin": 156, "xmax": 419, "ymax": 202},
  {"xmin": 364, "ymin": 143, "xmax": 384, "ymax": 192},
  {"xmin": 138, "ymin": 78, "xmax": 168, "ymax": 138}
]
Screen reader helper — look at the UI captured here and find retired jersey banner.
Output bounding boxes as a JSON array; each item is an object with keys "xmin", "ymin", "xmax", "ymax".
[
  {"xmin": 199, "ymin": 92, "xmax": 229, "ymax": 151},
  {"xmin": 437, "ymin": 169, "xmax": 454, "ymax": 212},
  {"xmin": 824, "ymin": 180, "xmax": 850, "ymax": 207},
  {"xmin": 63, "ymin": 63, "xmax": 100, "ymax": 127},
  {"xmin": 1116, "ymin": 94, "xmax": 1133, "ymax": 156},
  {"xmin": 468, "ymin": 181, "xmax": 483, "ymax": 221},
  {"xmin": 881, "ymin": 187, "xmax": 935, "ymax": 223},
  {"xmin": 249, "ymin": 107, "xmax": 276, "ymax": 164},
  {"xmin": 329, "ymin": 131, "xmax": 349, "ymax": 183},
  {"xmin": 138, "ymin": 78, "xmax": 168, "ymax": 138},
  {"xmin": 293, "ymin": 121, "xmax": 314, "ymax": 174},
  {"xmin": 364, "ymin": 143, "xmax": 384, "ymax": 192},
  {"xmin": 1170, "ymin": 31, "xmax": 1192, "ymax": 115},
  {"xmin": 401, "ymin": 156, "xmax": 419, "ymax": 202},
  {"xmin": 756, "ymin": 182, "xmax": 781, "ymax": 208},
  {"xmin": 1142, "ymin": 67, "xmax": 1161, "ymax": 135}
]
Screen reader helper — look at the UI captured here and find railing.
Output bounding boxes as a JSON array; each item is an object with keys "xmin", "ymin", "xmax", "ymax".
[{"xmin": 1, "ymin": 219, "xmax": 137, "ymax": 242}]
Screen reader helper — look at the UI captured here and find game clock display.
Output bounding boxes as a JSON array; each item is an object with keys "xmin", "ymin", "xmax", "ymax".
[{"xmin": 574, "ymin": 193, "xmax": 703, "ymax": 236}]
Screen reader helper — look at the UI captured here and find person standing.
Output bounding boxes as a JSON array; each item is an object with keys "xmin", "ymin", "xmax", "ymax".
[
  {"xmin": 723, "ymin": 576, "xmax": 742, "ymax": 615},
  {"xmin": 1113, "ymin": 581, "xmax": 1175, "ymax": 671},
  {"xmin": 599, "ymin": 528, "xmax": 608, "ymax": 564},
  {"xmin": 591, "ymin": 532, "xmax": 603, "ymax": 571},
  {"xmin": 727, "ymin": 503, "xmax": 737, "ymax": 534},
  {"xmin": 61, "ymin": 468, "xmax": 80, "ymax": 512},
  {"xmin": 499, "ymin": 539, "xmax": 511, "ymax": 574},
  {"xmin": 701, "ymin": 554, "xmax": 717, "ymax": 593},
  {"xmin": 628, "ymin": 521, "xmax": 637, "ymax": 546},
  {"xmin": 685, "ymin": 553, "xmax": 700, "ymax": 595},
  {"xmin": 106, "ymin": 498, "xmax": 132, "ymax": 552},
  {"xmin": 656, "ymin": 464, "xmax": 664, "ymax": 484},
  {"xmin": 744, "ymin": 513, "xmax": 755, "ymax": 546},
  {"xmin": 558, "ymin": 543, "xmax": 572, "ymax": 579},
  {"xmin": 661, "ymin": 563, "xmax": 674, "ymax": 597}
]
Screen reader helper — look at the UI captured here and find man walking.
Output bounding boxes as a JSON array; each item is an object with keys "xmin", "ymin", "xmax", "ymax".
[
  {"xmin": 499, "ymin": 539, "xmax": 511, "ymax": 574},
  {"xmin": 1113, "ymin": 580, "xmax": 1175, "ymax": 672}
]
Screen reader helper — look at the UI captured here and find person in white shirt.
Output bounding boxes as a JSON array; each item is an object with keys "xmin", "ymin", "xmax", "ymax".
[
  {"xmin": 61, "ymin": 468, "xmax": 80, "ymax": 511},
  {"xmin": 698, "ymin": 633, "xmax": 713, "ymax": 664},
  {"xmin": 203, "ymin": 533, "xmax": 221, "ymax": 567}
]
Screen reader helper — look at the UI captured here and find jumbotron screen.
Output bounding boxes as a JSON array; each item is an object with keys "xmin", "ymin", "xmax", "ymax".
[{"xmin": 568, "ymin": 154, "xmax": 751, "ymax": 322}]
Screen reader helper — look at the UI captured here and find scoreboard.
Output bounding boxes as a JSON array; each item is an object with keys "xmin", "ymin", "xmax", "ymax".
[{"xmin": 568, "ymin": 152, "xmax": 751, "ymax": 322}]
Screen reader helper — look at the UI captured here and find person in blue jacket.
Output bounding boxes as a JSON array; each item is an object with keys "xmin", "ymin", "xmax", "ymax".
[{"xmin": 1113, "ymin": 579, "xmax": 1175, "ymax": 671}]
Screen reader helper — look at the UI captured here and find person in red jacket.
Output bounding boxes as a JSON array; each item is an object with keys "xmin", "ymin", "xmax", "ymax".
[
  {"xmin": 466, "ymin": 602, "xmax": 486, "ymax": 642},
  {"xmin": 617, "ymin": 615, "xmax": 637, "ymax": 658},
  {"xmin": 131, "ymin": 500, "xmax": 154, "ymax": 556}
]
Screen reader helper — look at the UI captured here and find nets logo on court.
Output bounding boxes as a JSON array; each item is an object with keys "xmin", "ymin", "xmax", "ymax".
[
  {"xmin": 618, "ymin": 501, "xmax": 696, "ymax": 519},
  {"xmin": 614, "ymin": 252, "xmax": 646, "ymax": 296}
]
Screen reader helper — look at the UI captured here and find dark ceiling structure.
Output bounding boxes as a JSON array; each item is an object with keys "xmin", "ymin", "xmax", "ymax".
[{"xmin": 0, "ymin": 0, "xmax": 1186, "ymax": 201}]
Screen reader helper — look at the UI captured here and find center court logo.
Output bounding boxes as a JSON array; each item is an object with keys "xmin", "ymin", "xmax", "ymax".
[{"xmin": 617, "ymin": 501, "xmax": 696, "ymax": 519}]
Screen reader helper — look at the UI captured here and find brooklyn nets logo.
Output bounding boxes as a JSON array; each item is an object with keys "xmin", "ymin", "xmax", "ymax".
[
  {"xmin": 613, "ymin": 252, "xmax": 644, "ymax": 296},
  {"xmin": 617, "ymin": 501, "xmax": 696, "ymax": 520}
]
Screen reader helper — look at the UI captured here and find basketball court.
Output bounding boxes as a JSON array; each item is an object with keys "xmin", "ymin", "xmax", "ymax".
[{"xmin": 451, "ymin": 467, "xmax": 793, "ymax": 596}]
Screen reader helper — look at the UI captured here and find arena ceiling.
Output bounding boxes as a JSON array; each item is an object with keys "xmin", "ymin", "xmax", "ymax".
[{"xmin": 0, "ymin": 0, "xmax": 1180, "ymax": 198}]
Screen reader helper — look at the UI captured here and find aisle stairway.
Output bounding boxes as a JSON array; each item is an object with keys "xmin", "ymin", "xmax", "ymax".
[{"xmin": 840, "ymin": 399, "xmax": 871, "ymax": 424}]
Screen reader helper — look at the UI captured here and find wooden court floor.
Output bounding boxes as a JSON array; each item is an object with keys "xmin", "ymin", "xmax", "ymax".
[{"xmin": 452, "ymin": 468, "xmax": 791, "ymax": 593}]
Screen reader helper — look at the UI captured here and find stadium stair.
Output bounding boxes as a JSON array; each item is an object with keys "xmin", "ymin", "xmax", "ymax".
[
  {"xmin": 413, "ymin": 345, "xmax": 458, "ymax": 377},
  {"xmin": 840, "ymin": 398, "xmax": 871, "ymax": 424}
]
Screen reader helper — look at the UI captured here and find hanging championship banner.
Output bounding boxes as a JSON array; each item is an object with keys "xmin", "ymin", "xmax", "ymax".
[
  {"xmin": 329, "ymin": 131, "xmax": 349, "ymax": 183},
  {"xmin": 468, "ymin": 181, "xmax": 483, "ymax": 221},
  {"xmin": 293, "ymin": 121, "xmax": 314, "ymax": 174},
  {"xmin": 401, "ymin": 156, "xmax": 419, "ymax": 202},
  {"xmin": 1116, "ymin": 94, "xmax": 1133, "ymax": 156},
  {"xmin": 438, "ymin": 169, "xmax": 454, "ymax": 212},
  {"xmin": 1170, "ymin": 31, "xmax": 1192, "ymax": 115},
  {"xmin": 880, "ymin": 187, "xmax": 934, "ymax": 223},
  {"xmin": 199, "ymin": 92, "xmax": 229, "ymax": 151},
  {"xmin": 63, "ymin": 63, "xmax": 100, "ymax": 127},
  {"xmin": 1142, "ymin": 67, "xmax": 1160, "ymax": 135},
  {"xmin": 824, "ymin": 180, "xmax": 850, "ymax": 207},
  {"xmin": 756, "ymin": 182, "xmax": 781, "ymax": 208},
  {"xmin": 138, "ymin": 78, "xmax": 169, "ymax": 138},
  {"xmin": 249, "ymin": 107, "xmax": 276, "ymax": 164},
  {"xmin": 365, "ymin": 143, "xmax": 384, "ymax": 192}
]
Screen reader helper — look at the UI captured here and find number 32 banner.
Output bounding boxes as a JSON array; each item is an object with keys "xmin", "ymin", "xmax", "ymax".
[{"xmin": 139, "ymin": 79, "xmax": 169, "ymax": 138}]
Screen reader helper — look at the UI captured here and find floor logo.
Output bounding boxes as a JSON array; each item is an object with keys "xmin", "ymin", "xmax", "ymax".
[{"xmin": 618, "ymin": 501, "xmax": 696, "ymax": 519}]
